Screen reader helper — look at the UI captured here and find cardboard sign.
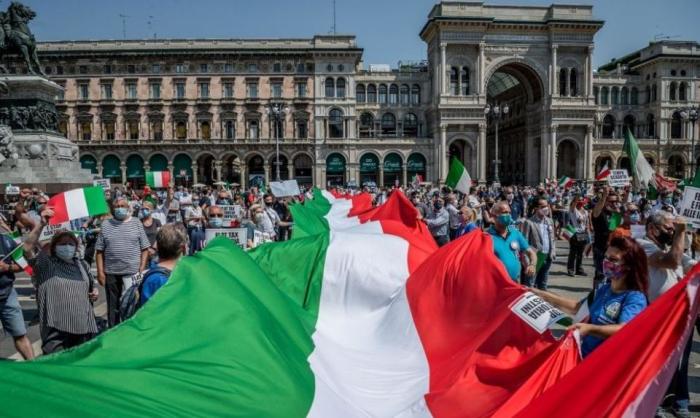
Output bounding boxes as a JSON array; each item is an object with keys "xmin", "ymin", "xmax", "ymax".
[
  {"xmin": 39, "ymin": 222, "xmax": 72, "ymax": 242},
  {"xmin": 270, "ymin": 180, "xmax": 301, "ymax": 197},
  {"xmin": 204, "ymin": 228, "xmax": 247, "ymax": 249},
  {"xmin": 510, "ymin": 292, "xmax": 568, "ymax": 334},
  {"xmin": 4, "ymin": 186, "xmax": 19, "ymax": 195},
  {"xmin": 218, "ymin": 205, "xmax": 243, "ymax": 226},
  {"xmin": 680, "ymin": 186, "xmax": 700, "ymax": 228},
  {"xmin": 607, "ymin": 169, "xmax": 630, "ymax": 187},
  {"xmin": 93, "ymin": 178, "xmax": 111, "ymax": 191}
]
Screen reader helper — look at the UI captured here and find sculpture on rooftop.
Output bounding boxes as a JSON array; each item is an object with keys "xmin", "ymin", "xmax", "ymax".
[{"xmin": 0, "ymin": 2, "xmax": 43, "ymax": 76}]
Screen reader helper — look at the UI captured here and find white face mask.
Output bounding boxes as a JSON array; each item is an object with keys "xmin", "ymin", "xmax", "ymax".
[{"xmin": 55, "ymin": 244, "xmax": 76, "ymax": 262}]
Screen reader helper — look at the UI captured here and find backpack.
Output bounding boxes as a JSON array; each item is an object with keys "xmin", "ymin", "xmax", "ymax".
[{"xmin": 119, "ymin": 267, "xmax": 171, "ymax": 321}]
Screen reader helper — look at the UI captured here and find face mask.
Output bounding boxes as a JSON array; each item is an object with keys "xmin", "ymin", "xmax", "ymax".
[
  {"xmin": 629, "ymin": 213, "xmax": 641, "ymax": 224},
  {"xmin": 538, "ymin": 208, "xmax": 550, "ymax": 217},
  {"xmin": 114, "ymin": 207, "xmax": 129, "ymax": 220},
  {"xmin": 602, "ymin": 259, "xmax": 625, "ymax": 280},
  {"xmin": 210, "ymin": 217, "xmax": 224, "ymax": 228},
  {"xmin": 55, "ymin": 244, "xmax": 76, "ymax": 262},
  {"xmin": 664, "ymin": 198, "xmax": 673, "ymax": 205},
  {"xmin": 434, "ymin": 202, "xmax": 443, "ymax": 210},
  {"xmin": 506, "ymin": 194, "xmax": 514, "ymax": 201},
  {"xmin": 655, "ymin": 228, "xmax": 673, "ymax": 246},
  {"xmin": 140, "ymin": 209, "xmax": 151, "ymax": 219},
  {"xmin": 497, "ymin": 213, "xmax": 513, "ymax": 227}
]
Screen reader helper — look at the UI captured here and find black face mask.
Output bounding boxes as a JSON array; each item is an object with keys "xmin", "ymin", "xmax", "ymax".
[
  {"xmin": 655, "ymin": 228, "xmax": 674, "ymax": 247},
  {"xmin": 434, "ymin": 203, "xmax": 443, "ymax": 210}
]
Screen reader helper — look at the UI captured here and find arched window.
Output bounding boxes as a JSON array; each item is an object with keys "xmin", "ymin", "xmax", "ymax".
[
  {"xmin": 336, "ymin": 78, "xmax": 346, "ymax": 98},
  {"xmin": 611, "ymin": 87, "xmax": 619, "ymax": 105},
  {"xmin": 403, "ymin": 113, "xmax": 418, "ymax": 136},
  {"xmin": 570, "ymin": 68, "xmax": 577, "ymax": 96},
  {"xmin": 400, "ymin": 84, "xmax": 410, "ymax": 105},
  {"xmin": 411, "ymin": 84, "xmax": 420, "ymax": 104},
  {"xmin": 359, "ymin": 112, "xmax": 374, "ymax": 138},
  {"xmin": 559, "ymin": 68, "xmax": 567, "ymax": 96},
  {"xmin": 601, "ymin": 87, "xmax": 609, "ymax": 105},
  {"xmin": 647, "ymin": 114, "xmax": 655, "ymax": 138},
  {"xmin": 381, "ymin": 112, "xmax": 396, "ymax": 136},
  {"xmin": 631, "ymin": 87, "xmax": 639, "ymax": 105},
  {"xmin": 200, "ymin": 121, "xmax": 211, "ymax": 140},
  {"xmin": 450, "ymin": 67, "xmax": 458, "ymax": 95},
  {"xmin": 389, "ymin": 84, "xmax": 398, "ymax": 105},
  {"xmin": 671, "ymin": 111, "xmax": 682, "ymax": 139},
  {"xmin": 378, "ymin": 84, "xmax": 387, "ymax": 104},
  {"xmin": 621, "ymin": 87, "xmax": 629, "ymax": 105},
  {"xmin": 645, "ymin": 86, "xmax": 651, "ymax": 104},
  {"xmin": 328, "ymin": 109, "xmax": 344, "ymax": 138},
  {"xmin": 593, "ymin": 87, "xmax": 599, "ymax": 105},
  {"xmin": 652, "ymin": 84, "xmax": 657, "ymax": 101},
  {"xmin": 679, "ymin": 82, "xmax": 687, "ymax": 101},
  {"xmin": 176, "ymin": 121, "xmax": 187, "ymax": 139},
  {"xmin": 325, "ymin": 77, "xmax": 335, "ymax": 98},
  {"xmin": 670, "ymin": 82, "xmax": 677, "ymax": 101},
  {"xmin": 460, "ymin": 67, "xmax": 470, "ymax": 95},
  {"xmin": 367, "ymin": 84, "xmax": 377, "ymax": 103},
  {"xmin": 356, "ymin": 84, "xmax": 366, "ymax": 102},
  {"xmin": 623, "ymin": 115, "xmax": 635, "ymax": 136},
  {"xmin": 602, "ymin": 114, "xmax": 615, "ymax": 138}
]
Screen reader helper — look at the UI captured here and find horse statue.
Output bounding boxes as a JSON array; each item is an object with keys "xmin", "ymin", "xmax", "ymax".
[{"xmin": 0, "ymin": 2, "xmax": 43, "ymax": 76}]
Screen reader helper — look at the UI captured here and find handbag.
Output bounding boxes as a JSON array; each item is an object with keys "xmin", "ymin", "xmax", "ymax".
[{"xmin": 574, "ymin": 232, "xmax": 590, "ymax": 244}]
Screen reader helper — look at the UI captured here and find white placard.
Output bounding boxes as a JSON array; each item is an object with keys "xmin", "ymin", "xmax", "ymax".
[
  {"xmin": 607, "ymin": 169, "xmax": 630, "ymax": 187},
  {"xmin": 218, "ymin": 205, "xmax": 243, "ymax": 227},
  {"xmin": 680, "ymin": 186, "xmax": 700, "ymax": 228},
  {"xmin": 510, "ymin": 292, "xmax": 568, "ymax": 334},
  {"xmin": 270, "ymin": 180, "xmax": 300, "ymax": 197},
  {"xmin": 4, "ymin": 186, "xmax": 19, "ymax": 195},
  {"xmin": 630, "ymin": 224, "xmax": 646, "ymax": 239},
  {"xmin": 93, "ymin": 178, "xmax": 111, "ymax": 191},
  {"xmin": 39, "ymin": 222, "xmax": 72, "ymax": 242},
  {"xmin": 204, "ymin": 228, "xmax": 247, "ymax": 249}
]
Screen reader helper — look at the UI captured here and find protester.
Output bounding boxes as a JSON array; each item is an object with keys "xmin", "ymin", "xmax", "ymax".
[
  {"xmin": 567, "ymin": 195, "xmax": 590, "ymax": 277},
  {"xmin": 139, "ymin": 224, "xmax": 187, "ymax": 307},
  {"xmin": 183, "ymin": 196, "xmax": 205, "ymax": 254},
  {"xmin": 425, "ymin": 197, "xmax": 449, "ymax": 246},
  {"xmin": 520, "ymin": 197, "xmax": 556, "ymax": 289},
  {"xmin": 487, "ymin": 201, "xmax": 537, "ymax": 282},
  {"xmin": 532, "ymin": 236, "xmax": 648, "ymax": 358},
  {"xmin": 95, "ymin": 197, "xmax": 151, "ymax": 327},
  {"xmin": 445, "ymin": 194, "xmax": 461, "ymax": 240},
  {"xmin": 609, "ymin": 202, "xmax": 642, "ymax": 240},
  {"xmin": 591, "ymin": 187, "xmax": 620, "ymax": 288},
  {"xmin": 456, "ymin": 207, "xmax": 478, "ymax": 238}
]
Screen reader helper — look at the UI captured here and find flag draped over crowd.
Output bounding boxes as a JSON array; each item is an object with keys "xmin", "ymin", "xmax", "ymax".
[{"xmin": 0, "ymin": 188, "xmax": 698, "ymax": 417}]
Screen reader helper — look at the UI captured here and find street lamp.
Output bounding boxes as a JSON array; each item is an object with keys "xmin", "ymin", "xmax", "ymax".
[
  {"xmin": 484, "ymin": 103, "xmax": 509, "ymax": 183},
  {"xmin": 679, "ymin": 106, "xmax": 699, "ymax": 175},
  {"xmin": 265, "ymin": 103, "xmax": 290, "ymax": 181}
]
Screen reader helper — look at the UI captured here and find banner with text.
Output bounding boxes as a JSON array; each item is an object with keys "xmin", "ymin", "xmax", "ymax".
[
  {"xmin": 607, "ymin": 169, "xmax": 630, "ymax": 187},
  {"xmin": 204, "ymin": 228, "xmax": 247, "ymax": 249},
  {"xmin": 680, "ymin": 186, "xmax": 700, "ymax": 228},
  {"xmin": 510, "ymin": 292, "xmax": 568, "ymax": 334},
  {"xmin": 218, "ymin": 205, "xmax": 243, "ymax": 227},
  {"xmin": 93, "ymin": 179, "xmax": 111, "ymax": 191}
]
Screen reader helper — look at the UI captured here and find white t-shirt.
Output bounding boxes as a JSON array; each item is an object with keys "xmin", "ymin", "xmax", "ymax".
[
  {"xmin": 185, "ymin": 206, "xmax": 203, "ymax": 227},
  {"xmin": 637, "ymin": 237, "xmax": 696, "ymax": 302}
]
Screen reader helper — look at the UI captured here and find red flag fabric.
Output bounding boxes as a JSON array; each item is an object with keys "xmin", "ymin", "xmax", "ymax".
[
  {"xmin": 655, "ymin": 173, "xmax": 677, "ymax": 192},
  {"xmin": 596, "ymin": 161, "xmax": 611, "ymax": 181}
]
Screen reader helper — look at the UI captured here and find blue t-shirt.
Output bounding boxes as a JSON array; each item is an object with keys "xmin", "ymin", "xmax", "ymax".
[
  {"xmin": 580, "ymin": 283, "xmax": 647, "ymax": 357},
  {"xmin": 139, "ymin": 268, "xmax": 171, "ymax": 307},
  {"xmin": 487, "ymin": 226, "xmax": 529, "ymax": 281}
]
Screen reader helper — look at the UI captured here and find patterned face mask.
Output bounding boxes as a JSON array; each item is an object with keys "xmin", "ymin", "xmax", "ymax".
[{"xmin": 602, "ymin": 259, "xmax": 625, "ymax": 280}]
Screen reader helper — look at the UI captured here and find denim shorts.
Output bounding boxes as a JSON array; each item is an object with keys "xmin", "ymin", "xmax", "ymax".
[{"xmin": 0, "ymin": 288, "xmax": 27, "ymax": 337}]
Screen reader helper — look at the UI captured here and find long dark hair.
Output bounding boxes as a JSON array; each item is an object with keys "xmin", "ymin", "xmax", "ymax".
[{"xmin": 609, "ymin": 236, "xmax": 649, "ymax": 296}]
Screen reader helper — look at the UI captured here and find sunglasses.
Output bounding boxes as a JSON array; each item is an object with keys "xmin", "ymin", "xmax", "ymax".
[{"xmin": 209, "ymin": 214, "xmax": 224, "ymax": 218}]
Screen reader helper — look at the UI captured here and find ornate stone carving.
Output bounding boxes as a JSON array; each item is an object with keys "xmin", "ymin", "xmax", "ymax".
[
  {"xmin": 0, "ymin": 124, "xmax": 18, "ymax": 164},
  {"xmin": 0, "ymin": 2, "xmax": 43, "ymax": 75},
  {"xmin": 0, "ymin": 101, "xmax": 59, "ymax": 131}
]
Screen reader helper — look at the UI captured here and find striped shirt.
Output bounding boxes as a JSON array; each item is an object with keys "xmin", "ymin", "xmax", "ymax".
[
  {"xmin": 29, "ymin": 249, "xmax": 98, "ymax": 335},
  {"xmin": 95, "ymin": 217, "xmax": 150, "ymax": 275}
]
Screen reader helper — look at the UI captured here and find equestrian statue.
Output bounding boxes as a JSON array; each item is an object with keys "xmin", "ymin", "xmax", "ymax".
[{"xmin": 0, "ymin": 2, "xmax": 43, "ymax": 76}]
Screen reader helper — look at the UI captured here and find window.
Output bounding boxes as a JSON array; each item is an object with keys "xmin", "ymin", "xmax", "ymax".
[
  {"xmin": 647, "ymin": 114, "xmax": 655, "ymax": 137},
  {"xmin": 602, "ymin": 115, "xmax": 615, "ymax": 138},
  {"xmin": 461, "ymin": 68, "xmax": 470, "ymax": 95},
  {"xmin": 631, "ymin": 87, "xmax": 639, "ymax": 105},
  {"xmin": 645, "ymin": 86, "xmax": 651, "ymax": 104},
  {"xmin": 356, "ymin": 84, "xmax": 366, "ymax": 102},
  {"xmin": 150, "ymin": 83, "xmax": 161, "ymax": 99},
  {"xmin": 44, "ymin": 66, "xmax": 52, "ymax": 75},
  {"xmin": 176, "ymin": 121, "xmax": 187, "ymax": 139},
  {"xmin": 272, "ymin": 82, "xmax": 282, "ymax": 98},
  {"xmin": 338, "ymin": 64, "xmax": 344, "ymax": 72},
  {"xmin": 621, "ymin": 87, "xmax": 629, "ymax": 105},
  {"xmin": 681, "ymin": 70, "xmax": 687, "ymax": 76},
  {"xmin": 100, "ymin": 83, "xmax": 112, "ymax": 100},
  {"xmin": 611, "ymin": 87, "xmax": 619, "ymax": 105},
  {"xmin": 175, "ymin": 64, "xmax": 185, "ymax": 73},
  {"xmin": 273, "ymin": 63, "xmax": 281, "ymax": 73},
  {"xmin": 81, "ymin": 121, "xmax": 92, "ymax": 140},
  {"xmin": 104, "ymin": 64, "xmax": 112, "ymax": 74},
  {"xmin": 389, "ymin": 84, "xmax": 398, "ymax": 105},
  {"xmin": 127, "ymin": 64, "xmax": 135, "ymax": 74},
  {"xmin": 652, "ymin": 84, "xmax": 657, "ymax": 101},
  {"xmin": 79, "ymin": 65, "xmax": 88, "ymax": 74},
  {"xmin": 601, "ymin": 87, "xmax": 609, "ymax": 105},
  {"xmin": 152, "ymin": 121, "xmax": 163, "ymax": 140},
  {"xmin": 325, "ymin": 77, "xmax": 335, "ymax": 98},
  {"xmin": 411, "ymin": 84, "xmax": 420, "ymax": 104},
  {"xmin": 381, "ymin": 113, "xmax": 396, "ymax": 136},
  {"xmin": 403, "ymin": 113, "xmax": 418, "ymax": 136},
  {"xmin": 623, "ymin": 115, "xmax": 635, "ymax": 135},
  {"xmin": 128, "ymin": 120, "xmax": 139, "ymax": 140},
  {"xmin": 248, "ymin": 120, "xmax": 259, "ymax": 139},
  {"xmin": 328, "ymin": 109, "xmax": 343, "ymax": 138},
  {"xmin": 400, "ymin": 85, "xmax": 409, "ymax": 105},
  {"xmin": 151, "ymin": 64, "xmax": 161, "ymax": 73},
  {"xmin": 378, "ymin": 84, "xmax": 387, "ymax": 104},
  {"xmin": 247, "ymin": 83, "xmax": 258, "ymax": 98},
  {"xmin": 175, "ymin": 82, "xmax": 186, "ymax": 99},
  {"xmin": 367, "ymin": 84, "xmax": 377, "ymax": 103},
  {"xmin": 224, "ymin": 63, "xmax": 233, "ymax": 73},
  {"xmin": 58, "ymin": 120, "xmax": 67, "ymax": 137},
  {"xmin": 296, "ymin": 63, "xmax": 305, "ymax": 73},
  {"xmin": 671, "ymin": 112, "xmax": 682, "ymax": 139},
  {"xmin": 56, "ymin": 65, "xmax": 63, "ymax": 75},
  {"xmin": 296, "ymin": 82, "xmax": 307, "ymax": 98},
  {"xmin": 223, "ymin": 82, "xmax": 234, "ymax": 98},
  {"xmin": 671, "ymin": 70, "xmax": 677, "ymax": 76},
  {"xmin": 200, "ymin": 121, "xmax": 211, "ymax": 140},
  {"xmin": 679, "ymin": 82, "xmax": 687, "ymax": 101},
  {"xmin": 336, "ymin": 78, "xmax": 346, "ymax": 98},
  {"xmin": 570, "ymin": 68, "xmax": 577, "ymax": 96},
  {"xmin": 247, "ymin": 63, "xmax": 257, "ymax": 72},
  {"xmin": 126, "ymin": 83, "xmax": 137, "ymax": 99},
  {"xmin": 326, "ymin": 64, "xmax": 333, "ymax": 72},
  {"xmin": 79, "ymin": 83, "xmax": 89, "ymax": 100},
  {"xmin": 670, "ymin": 82, "xmax": 677, "ymax": 101},
  {"xmin": 296, "ymin": 120, "xmax": 308, "ymax": 139},
  {"xmin": 199, "ymin": 82, "xmax": 209, "ymax": 98},
  {"xmin": 200, "ymin": 63, "xmax": 209, "ymax": 73},
  {"xmin": 359, "ymin": 113, "xmax": 374, "ymax": 138},
  {"xmin": 450, "ymin": 67, "xmax": 458, "ymax": 95},
  {"xmin": 594, "ymin": 87, "xmax": 599, "ymax": 105},
  {"xmin": 559, "ymin": 68, "xmax": 567, "ymax": 96},
  {"xmin": 271, "ymin": 118, "xmax": 283, "ymax": 139},
  {"xmin": 104, "ymin": 121, "xmax": 115, "ymax": 140},
  {"xmin": 224, "ymin": 120, "xmax": 235, "ymax": 139}
]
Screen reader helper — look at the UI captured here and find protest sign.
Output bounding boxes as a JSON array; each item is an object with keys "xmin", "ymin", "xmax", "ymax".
[
  {"xmin": 630, "ymin": 224, "xmax": 646, "ymax": 239},
  {"xmin": 39, "ymin": 222, "xmax": 72, "ymax": 242},
  {"xmin": 270, "ymin": 180, "xmax": 300, "ymax": 197},
  {"xmin": 510, "ymin": 292, "xmax": 568, "ymax": 334},
  {"xmin": 204, "ymin": 228, "xmax": 247, "ymax": 249},
  {"xmin": 93, "ymin": 178, "xmax": 111, "ymax": 191},
  {"xmin": 680, "ymin": 186, "xmax": 700, "ymax": 228},
  {"xmin": 4, "ymin": 185, "xmax": 19, "ymax": 195},
  {"xmin": 218, "ymin": 205, "xmax": 243, "ymax": 227},
  {"xmin": 607, "ymin": 169, "xmax": 630, "ymax": 187}
]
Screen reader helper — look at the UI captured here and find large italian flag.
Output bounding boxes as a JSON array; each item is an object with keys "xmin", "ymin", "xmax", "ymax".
[
  {"xmin": 145, "ymin": 171, "xmax": 171, "ymax": 188},
  {"xmin": 0, "ymin": 189, "xmax": 698, "ymax": 417},
  {"xmin": 46, "ymin": 187, "xmax": 109, "ymax": 225},
  {"xmin": 623, "ymin": 129, "xmax": 656, "ymax": 190}
]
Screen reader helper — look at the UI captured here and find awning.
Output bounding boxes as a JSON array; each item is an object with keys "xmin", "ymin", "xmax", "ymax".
[
  {"xmin": 326, "ymin": 153, "xmax": 346, "ymax": 174},
  {"xmin": 149, "ymin": 154, "xmax": 168, "ymax": 172},
  {"xmin": 80, "ymin": 155, "xmax": 98, "ymax": 174},
  {"xmin": 383, "ymin": 153, "xmax": 403, "ymax": 173},
  {"xmin": 126, "ymin": 155, "xmax": 144, "ymax": 179},
  {"xmin": 359, "ymin": 154, "xmax": 379, "ymax": 173},
  {"xmin": 102, "ymin": 155, "xmax": 121, "ymax": 178}
]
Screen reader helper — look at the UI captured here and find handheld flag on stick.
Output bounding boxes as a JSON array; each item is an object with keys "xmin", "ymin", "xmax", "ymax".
[
  {"xmin": 445, "ymin": 157, "xmax": 472, "ymax": 193},
  {"xmin": 47, "ymin": 187, "xmax": 110, "ymax": 225},
  {"xmin": 145, "ymin": 171, "xmax": 171, "ymax": 188},
  {"xmin": 596, "ymin": 161, "xmax": 610, "ymax": 181},
  {"xmin": 558, "ymin": 176, "xmax": 575, "ymax": 189},
  {"xmin": 623, "ymin": 129, "xmax": 656, "ymax": 190}
]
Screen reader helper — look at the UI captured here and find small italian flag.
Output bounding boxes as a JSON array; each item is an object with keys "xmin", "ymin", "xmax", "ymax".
[
  {"xmin": 596, "ymin": 161, "xmax": 610, "ymax": 181},
  {"xmin": 47, "ymin": 187, "xmax": 110, "ymax": 225},
  {"xmin": 6, "ymin": 231, "xmax": 21, "ymax": 244},
  {"xmin": 145, "ymin": 171, "xmax": 171, "ymax": 188},
  {"xmin": 561, "ymin": 224, "xmax": 576, "ymax": 240},
  {"xmin": 411, "ymin": 174, "xmax": 424, "ymax": 188},
  {"xmin": 445, "ymin": 157, "xmax": 472, "ymax": 193},
  {"xmin": 558, "ymin": 176, "xmax": 575, "ymax": 189},
  {"xmin": 9, "ymin": 246, "xmax": 32, "ymax": 275}
]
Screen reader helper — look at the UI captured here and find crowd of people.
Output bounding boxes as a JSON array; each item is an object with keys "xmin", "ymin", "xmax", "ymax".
[{"xmin": 0, "ymin": 180, "xmax": 697, "ymax": 417}]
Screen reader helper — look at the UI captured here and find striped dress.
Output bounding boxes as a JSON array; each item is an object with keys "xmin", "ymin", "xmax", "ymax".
[{"xmin": 29, "ymin": 250, "xmax": 98, "ymax": 335}]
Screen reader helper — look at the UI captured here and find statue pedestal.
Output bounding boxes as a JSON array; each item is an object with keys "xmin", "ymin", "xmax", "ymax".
[{"xmin": 0, "ymin": 76, "xmax": 94, "ymax": 195}]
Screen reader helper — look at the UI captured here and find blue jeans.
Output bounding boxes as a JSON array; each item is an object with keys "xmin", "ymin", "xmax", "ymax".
[{"xmin": 188, "ymin": 226, "xmax": 205, "ymax": 254}]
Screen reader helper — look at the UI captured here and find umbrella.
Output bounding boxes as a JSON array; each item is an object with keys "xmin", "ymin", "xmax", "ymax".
[
  {"xmin": 213, "ymin": 181, "xmax": 227, "ymax": 186},
  {"xmin": 192, "ymin": 183, "xmax": 206, "ymax": 189}
]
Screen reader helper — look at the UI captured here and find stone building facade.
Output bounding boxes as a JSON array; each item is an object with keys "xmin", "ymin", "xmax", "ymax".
[{"xmin": 17, "ymin": 1, "xmax": 700, "ymax": 188}]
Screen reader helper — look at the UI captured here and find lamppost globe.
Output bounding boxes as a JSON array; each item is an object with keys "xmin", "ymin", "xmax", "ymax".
[
  {"xmin": 503, "ymin": 104, "xmax": 509, "ymax": 114},
  {"xmin": 681, "ymin": 110, "xmax": 688, "ymax": 120},
  {"xmin": 484, "ymin": 105, "xmax": 491, "ymax": 114}
]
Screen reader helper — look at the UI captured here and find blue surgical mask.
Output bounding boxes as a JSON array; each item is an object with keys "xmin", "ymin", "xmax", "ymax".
[
  {"xmin": 210, "ymin": 217, "xmax": 224, "ymax": 228},
  {"xmin": 139, "ymin": 209, "xmax": 151, "ymax": 219},
  {"xmin": 497, "ymin": 213, "xmax": 513, "ymax": 227},
  {"xmin": 629, "ymin": 213, "xmax": 641, "ymax": 224},
  {"xmin": 55, "ymin": 244, "xmax": 76, "ymax": 262},
  {"xmin": 114, "ymin": 207, "xmax": 129, "ymax": 220}
]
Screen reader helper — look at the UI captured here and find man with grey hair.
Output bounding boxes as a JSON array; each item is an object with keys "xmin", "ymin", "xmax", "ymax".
[{"xmin": 487, "ymin": 200, "xmax": 537, "ymax": 282}]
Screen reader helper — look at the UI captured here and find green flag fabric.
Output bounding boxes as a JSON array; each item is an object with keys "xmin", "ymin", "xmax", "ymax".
[
  {"xmin": 445, "ymin": 157, "xmax": 472, "ymax": 193},
  {"xmin": 608, "ymin": 212, "xmax": 623, "ymax": 231}
]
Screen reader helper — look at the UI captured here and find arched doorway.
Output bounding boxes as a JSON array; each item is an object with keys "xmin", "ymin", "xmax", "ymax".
[
  {"xmin": 667, "ymin": 155, "xmax": 685, "ymax": 179},
  {"xmin": 269, "ymin": 155, "xmax": 289, "ymax": 181},
  {"xmin": 383, "ymin": 153, "xmax": 403, "ymax": 187},
  {"xmin": 407, "ymin": 153, "xmax": 427, "ymax": 182},
  {"xmin": 556, "ymin": 140, "xmax": 577, "ymax": 179},
  {"xmin": 485, "ymin": 61, "xmax": 544, "ymax": 184},
  {"xmin": 359, "ymin": 153, "xmax": 380, "ymax": 187},
  {"xmin": 247, "ymin": 154, "xmax": 265, "ymax": 188},
  {"xmin": 173, "ymin": 154, "xmax": 192, "ymax": 187},
  {"xmin": 126, "ymin": 154, "xmax": 145, "ymax": 189},
  {"xmin": 102, "ymin": 155, "xmax": 121, "ymax": 184},
  {"xmin": 197, "ymin": 154, "xmax": 215, "ymax": 185},
  {"xmin": 149, "ymin": 154, "xmax": 168, "ymax": 172},
  {"xmin": 80, "ymin": 155, "xmax": 98, "ymax": 175},
  {"xmin": 222, "ymin": 155, "xmax": 241, "ymax": 185},
  {"xmin": 294, "ymin": 154, "xmax": 313, "ymax": 187},
  {"xmin": 326, "ymin": 153, "xmax": 346, "ymax": 186}
]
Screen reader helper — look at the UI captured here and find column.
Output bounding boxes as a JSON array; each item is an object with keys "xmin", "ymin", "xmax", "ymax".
[
  {"xmin": 167, "ymin": 164, "xmax": 174, "ymax": 186},
  {"xmin": 264, "ymin": 165, "xmax": 270, "ymax": 186},
  {"xmin": 191, "ymin": 163, "xmax": 199, "ymax": 184},
  {"xmin": 119, "ymin": 163, "xmax": 127, "ymax": 185},
  {"xmin": 550, "ymin": 125, "xmax": 558, "ymax": 178},
  {"xmin": 214, "ymin": 160, "xmax": 223, "ymax": 182},
  {"xmin": 478, "ymin": 123, "xmax": 487, "ymax": 183},
  {"xmin": 286, "ymin": 163, "xmax": 293, "ymax": 179},
  {"xmin": 440, "ymin": 125, "xmax": 448, "ymax": 183},
  {"xmin": 585, "ymin": 125, "xmax": 594, "ymax": 180},
  {"xmin": 97, "ymin": 163, "xmax": 103, "ymax": 178},
  {"xmin": 478, "ymin": 42, "xmax": 485, "ymax": 96},
  {"xmin": 551, "ymin": 44, "xmax": 558, "ymax": 97},
  {"xmin": 540, "ymin": 132, "xmax": 549, "ymax": 181},
  {"xmin": 565, "ymin": 67, "xmax": 571, "ymax": 97},
  {"xmin": 402, "ymin": 163, "xmax": 408, "ymax": 187},
  {"xmin": 440, "ymin": 43, "xmax": 447, "ymax": 95},
  {"xmin": 239, "ymin": 162, "xmax": 247, "ymax": 187},
  {"xmin": 586, "ymin": 46, "xmax": 594, "ymax": 98}
]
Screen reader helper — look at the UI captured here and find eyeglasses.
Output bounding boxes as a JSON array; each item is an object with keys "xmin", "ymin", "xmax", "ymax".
[{"xmin": 209, "ymin": 214, "xmax": 224, "ymax": 218}]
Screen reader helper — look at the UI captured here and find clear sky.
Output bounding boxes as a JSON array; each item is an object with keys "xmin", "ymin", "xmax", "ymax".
[{"xmin": 20, "ymin": 0, "xmax": 700, "ymax": 69}]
